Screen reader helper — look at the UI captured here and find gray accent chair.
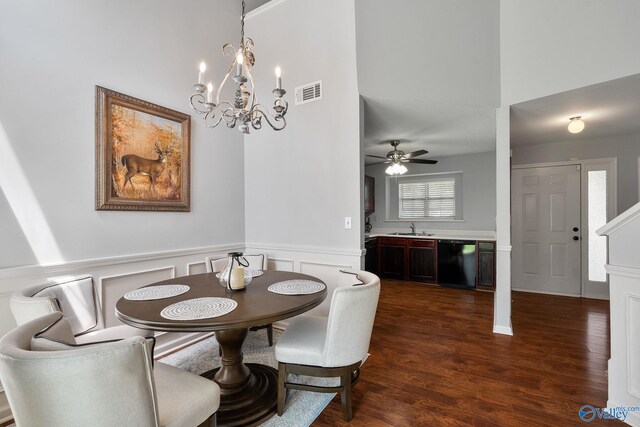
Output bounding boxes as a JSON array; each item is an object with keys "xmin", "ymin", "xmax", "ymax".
[
  {"xmin": 0, "ymin": 312, "xmax": 220, "ymax": 427},
  {"xmin": 275, "ymin": 269, "xmax": 381, "ymax": 421},
  {"xmin": 9, "ymin": 274, "xmax": 154, "ymax": 343},
  {"xmin": 205, "ymin": 254, "xmax": 273, "ymax": 347}
]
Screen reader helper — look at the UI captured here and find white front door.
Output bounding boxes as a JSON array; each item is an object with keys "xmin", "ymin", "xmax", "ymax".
[{"xmin": 511, "ymin": 165, "xmax": 582, "ymax": 296}]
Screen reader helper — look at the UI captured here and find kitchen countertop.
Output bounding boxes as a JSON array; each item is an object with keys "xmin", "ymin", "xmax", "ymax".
[{"xmin": 366, "ymin": 229, "xmax": 496, "ymax": 242}]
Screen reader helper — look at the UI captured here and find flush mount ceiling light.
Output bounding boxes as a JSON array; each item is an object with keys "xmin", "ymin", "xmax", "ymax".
[
  {"xmin": 189, "ymin": 0, "xmax": 288, "ymax": 134},
  {"xmin": 568, "ymin": 116, "xmax": 585, "ymax": 134}
]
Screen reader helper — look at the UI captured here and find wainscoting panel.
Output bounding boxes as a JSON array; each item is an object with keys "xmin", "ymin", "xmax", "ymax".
[
  {"xmin": 269, "ymin": 258, "xmax": 294, "ymax": 272},
  {"xmin": 100, "ymin": 266, "xmax": 175, "ymax": 328},
  {"xmin": 188, "ymin": 261, "xmax": 207, "ymax": 275},
  {"xmin": 628, "ymin": 295, "xmax": 640, "ymax": 399}
]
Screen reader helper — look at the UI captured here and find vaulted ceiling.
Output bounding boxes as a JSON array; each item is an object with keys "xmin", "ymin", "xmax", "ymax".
[{"xmin": 249, "ymin": 0, "xmax": 640, "ymax": 162}]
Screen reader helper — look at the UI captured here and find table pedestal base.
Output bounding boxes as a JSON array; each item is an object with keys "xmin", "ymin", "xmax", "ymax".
[
  {"xmin": 202, "ymin": 364, "xmax": 278, "ymax": 426},
  {"xmin": 200, "ymin": 328, "xmax": 278, "ymax": 426}
]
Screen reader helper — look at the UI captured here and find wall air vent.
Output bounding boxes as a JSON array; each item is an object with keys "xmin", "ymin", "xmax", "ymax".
[{"xmin": 295, "ymin": 80, "xmax": 322, "ymax": 105}]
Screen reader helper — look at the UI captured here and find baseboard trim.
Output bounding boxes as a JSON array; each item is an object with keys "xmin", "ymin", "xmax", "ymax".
[
  {"xmin": 493, "ymin": 323, "xmax": 513, "ymax": 336},
  {"xmin": 511, "ymin": 287, "xmax": 581, "ymax": 298}
]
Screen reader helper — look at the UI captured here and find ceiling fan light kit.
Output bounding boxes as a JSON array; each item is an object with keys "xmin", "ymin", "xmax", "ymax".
[
  {"xmin": 386, "ymin": 163, "xmax": 408, "ymax": 175},
  {"xmin": 189, "ymin": 0, "xmax": 288, "ymax": 134},
  {"xmin": 568, "ymin": 116, "xmax": 585, "ymax": 134}
]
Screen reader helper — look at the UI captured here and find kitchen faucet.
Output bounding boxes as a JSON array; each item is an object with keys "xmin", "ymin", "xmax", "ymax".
[{"xmin": 410, "ymin": 222, "xmax": 415, "ymax": 234}]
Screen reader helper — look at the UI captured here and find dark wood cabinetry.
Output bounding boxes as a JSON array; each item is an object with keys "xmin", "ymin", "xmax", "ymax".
[
  {"xmin": 373, "ymin": 236, "xmax": 496, "ymax": 291},
  {"xmin": 408, "ymin": 239, "xmax": 437, "ymax": 283},
  {"xmin": 365, "ymin": 238, "xmax": 378, "ymax": 274},
  {"xmin": 476, "ymin": 241, "xmax": 496, "ymax": 290},
  {"xmin": 378, "ymin": 237, "xmax": 407, "ymax": 279},
  {"xmin": 364, "ymin": 175, "xmax": 375, "ymax": 215},
  {"xmin": 377, "ymin": 237, "xmax": 437, "ymax": 283}
]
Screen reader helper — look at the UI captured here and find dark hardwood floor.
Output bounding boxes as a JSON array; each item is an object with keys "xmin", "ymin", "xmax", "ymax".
[{"xmin": 313, "ymin": 279, "xmax": 617, "ymax": 426}]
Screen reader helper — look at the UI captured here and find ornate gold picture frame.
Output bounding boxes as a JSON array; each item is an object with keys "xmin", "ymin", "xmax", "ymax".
[{"xmin": 96, "ymin": 86, "xmax": 191, "ymax": 211}]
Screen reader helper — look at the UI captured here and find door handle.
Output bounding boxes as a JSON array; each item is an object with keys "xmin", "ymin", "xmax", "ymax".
[
  {"xmin": 573, "ymin": 227, "xmax": 579, "ymax": 232},
  {"xmin": 573, "ymin": 236, "xmax": 580, "ymax": 241}
]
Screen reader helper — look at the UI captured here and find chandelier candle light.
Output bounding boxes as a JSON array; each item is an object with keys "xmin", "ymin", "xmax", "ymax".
[{"xmin": 190, "ymin": 0, "xmax": 288, "ymax": 134}]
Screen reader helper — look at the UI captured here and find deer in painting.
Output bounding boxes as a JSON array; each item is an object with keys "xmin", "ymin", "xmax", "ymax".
[{"xmin": 121, "ymin": 142, "xmax": 173, "ymax": 190}]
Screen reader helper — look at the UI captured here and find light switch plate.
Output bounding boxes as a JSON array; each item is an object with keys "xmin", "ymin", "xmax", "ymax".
[{"xmin": 344, "ymin": 217, "xmax": 352, "ymax": 229}]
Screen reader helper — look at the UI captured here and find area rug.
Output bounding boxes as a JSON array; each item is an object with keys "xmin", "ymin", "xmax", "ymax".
[{"xmin": 160, "ymin": 328, "xmax": 337, "ymax": 427}]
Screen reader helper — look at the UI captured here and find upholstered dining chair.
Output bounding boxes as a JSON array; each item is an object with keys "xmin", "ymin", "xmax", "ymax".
[
  {"xmin": 0, "ymin": 312, "xmax": 220, "ymax": 427},
  {"xmin": 275, "ymin": 269, "xmax": 380, "ymax": 421},
  {"xmin": 205, "ymin": 253, "xmax": 273, "ymax": 347},
  {"xmin": 9, "ymin": 274, "xmax": 153, "ymax": 344}
]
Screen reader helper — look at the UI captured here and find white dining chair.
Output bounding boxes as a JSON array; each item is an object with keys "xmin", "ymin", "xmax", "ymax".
[
  {"xmin": 275, "ymin": 269, "xmax": 381, "ymax": 421},
  {"xmin": 9, "ymin": 274, "xmax": 153, "ymax": 344},
  {"xmin": 205, "ymin": 253, "xmax": 273, "ymax": 346},
  {"xmin": 0, "ymin": 312, "xmax": 220, "ymax": 427}
]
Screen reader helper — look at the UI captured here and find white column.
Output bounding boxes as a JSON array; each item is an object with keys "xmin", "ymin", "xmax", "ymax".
[{"xmin": 494, "ymin": 105, "xmax": 513, "ymax": 335}]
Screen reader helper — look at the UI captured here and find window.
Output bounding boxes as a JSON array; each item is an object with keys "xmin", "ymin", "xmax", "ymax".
[
  {"xmin": 386, "ymin": 172, "xmax": 463, "ymax": 221},
  {"xmin": 587, "ymin": 170, "xmax": 607, "ymax": 282},
  {"xmin": 399, "ymin": 179, "xmax": 455, "ymax": 218}
]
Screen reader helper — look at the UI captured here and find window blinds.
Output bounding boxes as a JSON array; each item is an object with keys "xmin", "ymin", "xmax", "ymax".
[{"xmin": 399, "ymin": 179, "xmax": 456, "ymax": 218}]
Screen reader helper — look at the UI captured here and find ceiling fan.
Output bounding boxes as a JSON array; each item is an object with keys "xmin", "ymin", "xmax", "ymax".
[{"xmin": 367, "ymin": 140, "xmax": 437, "ymax": 175}]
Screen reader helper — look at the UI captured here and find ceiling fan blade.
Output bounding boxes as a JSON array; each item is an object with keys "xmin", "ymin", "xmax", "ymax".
[
  {"xmin": 403, "ymin": 149, "xmax": 429, "ymax": 159},
  {"xmin": 366, "ymin": 160, "xmax": 390, "ymax": 166},
  {"xmin": 404, "ymin": 158, "xmax": 438, "ymax": 164},
  {"xmin": 366, "ymin": 155, "xmax": 390, "ymax": 159}
]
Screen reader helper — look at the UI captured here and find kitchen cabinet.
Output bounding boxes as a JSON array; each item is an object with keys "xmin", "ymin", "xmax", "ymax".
[
  {"xmin": 408, "ymin": 239, "xmax": 437, "ymax": 283},
  {"xmin": 375, "ymin": 235, "xmax": 495, "ymax": 291},
  {"xmin": 378, "ymin": 237, "xmax": 437, "ymax": 282},
  {"xmin": 476, "ymin": 241, "xmax": 496, "ymax": 290},
  {"xmin": 364, "ymin": 175, "xmax": 375, "ymax": 215},
  {"xmin": 365, "ymin": 237, "xmax": 378, "ymax": 274},
  {"xmin": 378, "ymin": 237, "xmax": 406, "ymax": 279}
]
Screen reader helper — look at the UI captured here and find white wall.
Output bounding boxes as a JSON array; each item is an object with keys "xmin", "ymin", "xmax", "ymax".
[
  {"xmin": 500, "ymin": 0, "xmax": 640, "ymax": 106},
  {"xmin": 355, "ymin": 0, "xmax": 500, "ymax": 107},
  {"xmin": 244, "ymin": 0, "xmax": 361, "ymax": 253},
  {"xmin": 365, "ymin": 151, "xmax": 496, "ymax": 232},
  {"xmin": 0, "ymin": 0, "xmax": 245, "ymax": 268},
  {"xmin": 243, "ymin": 0, "xmax": 362, "ymax": 314},
  {"xmin": 512, "ymin": 133, "xmax": 640, "ymax": 214}
]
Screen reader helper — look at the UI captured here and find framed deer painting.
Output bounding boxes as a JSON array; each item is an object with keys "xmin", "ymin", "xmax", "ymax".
[{"xmin": 96, "ymin": 86, "xmax": 191, "ymax": 211}]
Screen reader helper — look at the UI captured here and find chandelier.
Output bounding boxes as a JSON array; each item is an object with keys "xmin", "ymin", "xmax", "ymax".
[{"xmin": 189, "ymin": 0, "xmax": 288, "ymax": 134}]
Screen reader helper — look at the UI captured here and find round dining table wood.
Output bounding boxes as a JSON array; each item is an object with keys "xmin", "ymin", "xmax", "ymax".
[{"xmin": 115, "ymin": 271, "xmax": 327, "ymax": 427}]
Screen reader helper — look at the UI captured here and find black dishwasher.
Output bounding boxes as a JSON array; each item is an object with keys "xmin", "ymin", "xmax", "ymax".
[{"xmin": 437, "ymin": 240, "xmax": 476, "ymax": 289}]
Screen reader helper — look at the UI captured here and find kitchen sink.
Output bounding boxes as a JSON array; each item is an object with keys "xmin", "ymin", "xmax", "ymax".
[{"xmin": 387, "ymin": 232, "xmax": 435, "ymax": 236}]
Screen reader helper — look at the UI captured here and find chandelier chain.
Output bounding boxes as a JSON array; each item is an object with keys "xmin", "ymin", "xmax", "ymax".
[{"xmin": 240, "ymin": 0, "xmax": 246, "ymax": 49}]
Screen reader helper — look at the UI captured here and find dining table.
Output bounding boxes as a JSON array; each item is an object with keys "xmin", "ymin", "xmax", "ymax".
[{"xmin": 115, "ymin": 270, "xmax": 327, "ymax": 426}]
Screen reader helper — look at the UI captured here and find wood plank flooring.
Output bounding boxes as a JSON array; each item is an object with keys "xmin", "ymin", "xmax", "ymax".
[{"xmin": 312, "ymin": 280, "xmax": 617, "ymax": 426}]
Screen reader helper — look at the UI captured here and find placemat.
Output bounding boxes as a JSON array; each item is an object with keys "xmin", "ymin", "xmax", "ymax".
[
  {"xmin": 215, "ymin": 269, "xmax": 264, "ymax": 279},
  {"xmin": 160, "ymin": 297, "xmax": 237, "ymax": 320},
  {"xmin": 124, "ymin": 284, "xmax": 190, "ymax": 301},
  {"xmin": 267, "ymin": 280, "xmax": 326, "ymax": 295}
]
